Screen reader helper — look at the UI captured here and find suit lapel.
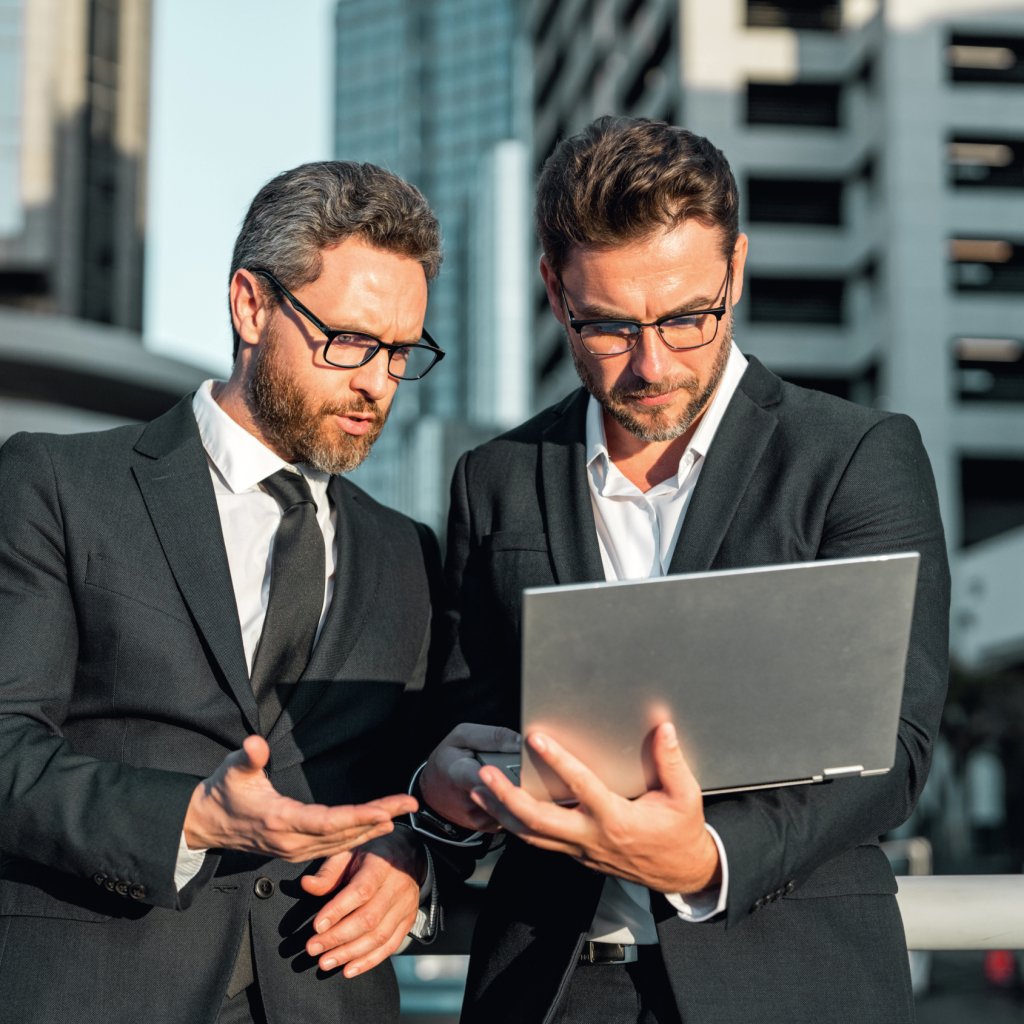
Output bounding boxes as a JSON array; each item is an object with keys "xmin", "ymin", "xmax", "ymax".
[
  {"xmin": 540, "ymin": 390, "xmax": 605, "ymax": 585},
  {"xmin": 266, "ymin": 475, "xmax": 383, "ymax": 742},
  {"xmin": 668, "ymin": 357, "xmax": 781, "ymax": 575},
  {"xmin": 132, "ymin": 397, "xmax": 256, "ymax": 731}
]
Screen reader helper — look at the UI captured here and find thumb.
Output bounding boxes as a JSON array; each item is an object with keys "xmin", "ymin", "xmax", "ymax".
[
  {"xmin": 301, "ymin": 851, "xmax": 354, "ymax": 895},
  {"xmin": 651, "ymin": 722, "xmax": 699, "ymax": 798},
  {"xmin": 236, "ymin": 734, "xmax": 271, "ymax": 775}
]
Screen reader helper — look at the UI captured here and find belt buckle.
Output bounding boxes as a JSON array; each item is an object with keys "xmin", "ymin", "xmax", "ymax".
[{"xmin": 579, "ymin": 941, "xmax": 639, "ymax": 965}]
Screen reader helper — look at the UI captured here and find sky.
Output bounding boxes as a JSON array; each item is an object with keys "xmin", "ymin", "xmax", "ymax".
[{"xmin": 144, "ymin": 0, "xmax": 336, "ymax": 374}]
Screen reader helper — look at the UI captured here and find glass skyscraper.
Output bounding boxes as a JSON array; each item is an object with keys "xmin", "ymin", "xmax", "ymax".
[{"xmin": 334, "ymin": 0, "xmax": 532, "ymax": 528}]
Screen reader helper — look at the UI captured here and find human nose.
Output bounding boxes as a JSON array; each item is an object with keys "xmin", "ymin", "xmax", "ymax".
[
  {"xmin": 627, "ymin": 325, "xmax": 672, "ymax": 382},
  {"xmin": 348, "ymin": 346, "xmax": 393, "ymax": 400}
]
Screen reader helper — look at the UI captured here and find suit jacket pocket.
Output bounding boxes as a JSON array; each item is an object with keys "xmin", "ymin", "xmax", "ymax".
[
  {"xmin": 84, "ymin": 552, "xmax": 190, "ymax": 625},
  {"xmin": 0, "ymin": 870, "xmax": 112, "ymax": 922},
  {"xmin": 785, "ymin": 844, "xmax": 897, "ymax": 900},
  {"xmin": 483, "ymin": 531, "xmax": 550, "ymax": 554}
]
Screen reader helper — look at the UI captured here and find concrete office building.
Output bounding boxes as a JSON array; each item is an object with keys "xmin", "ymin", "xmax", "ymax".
[
  {"xmin": 528, "ymin": 0, "xmax": 1024, "ymax": 672},
  {"xmin": 0, "ymin": 0, "xmax": 205, "ymax": 437},
  {"xmin": 334, "ymin": 0, "xmax": 532, "ymax": 529}
]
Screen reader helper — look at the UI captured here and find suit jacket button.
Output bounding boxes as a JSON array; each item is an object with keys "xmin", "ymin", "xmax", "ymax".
[
  {"xmin": 128, "ymin": 883, "xmax": 147, "ymax": 901},
  {"xmin": 104, "ymin": 878, "xmax": 117, "ymax": 892},
  {"xmin": 784, "ymin": 881, "xmax": 795, "ymax": 894},
  {"xmin": 92, "ymin": 873, "xmax": 106, "ymax": 887},
  {"xmin": 115, "ymin": 881, "xmax": 129, "ymax": 897},
  {"xmin": 254, "ymin": 876, "xmax": 274, "ymax": 900},
  {"xmin": 752, "ymin": 897, "xmax": 765, "ymax": 911}
]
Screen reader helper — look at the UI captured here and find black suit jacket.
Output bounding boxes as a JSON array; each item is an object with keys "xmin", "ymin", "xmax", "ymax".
[
  {"xmin": 0, "ymin": 397, "xmax": 443, "ymax": 1024},
  {"xmin": 444, "ymin": 358, "xmax": 950, "ymax": 1024}
]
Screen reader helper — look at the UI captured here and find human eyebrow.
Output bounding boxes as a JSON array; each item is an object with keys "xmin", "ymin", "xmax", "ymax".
[
  {"xmin": 574, "ymin": 293, "xmax": 720, "ymax": 321},
  {"xmin": 316, "ymin": 321, "xmax": 428, "ymax": 347}
]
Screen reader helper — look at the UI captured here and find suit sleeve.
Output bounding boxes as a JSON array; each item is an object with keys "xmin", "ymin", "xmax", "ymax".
[
  {"xmin": 703, "ymin": 413, "xmax": 950, "ymax": 926},
  {"xmin": 0, "ymin": 433, "xmax": 205, "ymax": 910}
]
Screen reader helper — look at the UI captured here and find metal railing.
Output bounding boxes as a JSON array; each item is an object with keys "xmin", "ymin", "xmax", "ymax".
[{"xmin": 896, "ymin": 875, "xmax": 1024, "ymax": 950}]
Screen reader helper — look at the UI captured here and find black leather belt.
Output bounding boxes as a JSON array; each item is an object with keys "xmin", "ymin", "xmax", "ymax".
[{"xmin": 578, "ymin": 941, "xmax": 639, "ymax": 965}]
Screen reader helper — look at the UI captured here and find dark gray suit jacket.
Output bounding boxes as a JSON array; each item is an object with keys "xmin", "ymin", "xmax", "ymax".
[
  {"xmin": 0, "ymin": 396, "xmax": 443, "ymax": 1024},
  {"xmin": 444, "ymin": 358, "xmax": 950, "ymax": 1024}
]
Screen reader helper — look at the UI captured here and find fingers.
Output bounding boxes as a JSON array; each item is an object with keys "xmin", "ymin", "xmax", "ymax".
[
  {"xmin": 238, "ymin": 735, "xmax": 271, "ymax": 774},
  {"xmin": 442, "ymin": 722, "xmax": 522, "ymax": 756},
  {"xmin": 300, "ymin": 851, "xmax": 354, "ymax": 896},
  {"xmin": 522, "ymin": 732, "xmax": 609, "ymax": 810},
  {"xmin": 305, "ymin": 852, "xmax": 420, "ymax": 977},
  {"xmin": 649, "ymin": 722, "xmax": 700, "ymax": 799}
]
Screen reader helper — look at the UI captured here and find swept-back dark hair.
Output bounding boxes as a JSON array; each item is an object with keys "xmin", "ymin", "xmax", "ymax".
[{"xmin": 536, "ymin": 116, "xmax": 739, "ymax": 272}]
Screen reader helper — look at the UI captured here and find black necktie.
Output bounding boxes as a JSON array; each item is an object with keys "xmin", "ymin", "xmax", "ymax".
[
  {"xmin": 250, "ymin": 469, "xmax": 325, "ymax": 733},
  {"xmin": 226, "ymin": 470, "xmax": 325, "ymax": 1000}
]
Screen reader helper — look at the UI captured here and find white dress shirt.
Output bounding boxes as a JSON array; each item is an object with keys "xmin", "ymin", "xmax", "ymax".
[
  {"xmin": 174, "ymin": 381, "xmax": 335, "ymax": 888},
  {"xmin": 584, "ymin": 343, "xmax": 747, "ymax": 944},
  {"xmin": 174, "ymin": 382, "xmax": 433, "ymax": 938}
]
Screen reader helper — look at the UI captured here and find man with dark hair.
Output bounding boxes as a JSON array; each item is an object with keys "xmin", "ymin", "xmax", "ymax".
[
  {"xmin": 420, "ymin": 117, "xmax": 949, "ymax": 1022},
  {"xmin": 0, "ymin": 161, "xmax": 448, "ymax": 1024}
]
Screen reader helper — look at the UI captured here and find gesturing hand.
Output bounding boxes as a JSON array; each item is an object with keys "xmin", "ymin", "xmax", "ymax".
[
  {"xmin": 301, "ymin": 829, "xmax": 425, "ymax": 977},
  {"xmin": 419, "ymin": 722, "xmax": 522, "ymax": 833},
  {"xmin": 471, "ymin": 722, "xmax": 721, "ymax": 895},
  {"xmin": 183, "ymin": 735, "xmax": 417, "ymax": 861}
]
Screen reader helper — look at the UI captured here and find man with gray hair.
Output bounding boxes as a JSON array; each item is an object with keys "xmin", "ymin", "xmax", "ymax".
[{"xmin": 0, "ymin": 161, "xmax": 448, "ymax": 1023}]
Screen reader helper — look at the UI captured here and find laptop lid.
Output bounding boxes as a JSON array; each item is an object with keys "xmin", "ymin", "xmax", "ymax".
[{"xmin": 517, "ymin": 552, "xmax": 920, "ymax": 801}]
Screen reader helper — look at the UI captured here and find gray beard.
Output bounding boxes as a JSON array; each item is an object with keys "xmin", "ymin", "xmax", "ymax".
[
  {"xmin": 246, "ymin": 327, "xmax": 388, "ymax": 474},
  {"xmin": 569, "ymin": 321, "xmax": 732, "ymax": 443}
]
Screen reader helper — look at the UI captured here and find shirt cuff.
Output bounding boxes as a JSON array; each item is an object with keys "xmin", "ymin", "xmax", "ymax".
[
  {"xmin": 174, "ymin": 831, "xmax": 208, "ymax": 892},
  {"xmin": 661, "ymin": 824, "xmax": 729, "ymax": 922},
  {"xmin": 394, "ymin": 835, "xmax": 440, "ymax": 952}
]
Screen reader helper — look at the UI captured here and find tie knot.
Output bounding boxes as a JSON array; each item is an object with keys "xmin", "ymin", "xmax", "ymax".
[{"xmin": 261, "ymin": 469, "xmax": 316, "ymax": 513}]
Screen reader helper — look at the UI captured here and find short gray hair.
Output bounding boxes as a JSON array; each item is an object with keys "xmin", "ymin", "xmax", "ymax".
[{"xmin": 229, "ymin": 161, "xmax": 442, "ymax": 357}]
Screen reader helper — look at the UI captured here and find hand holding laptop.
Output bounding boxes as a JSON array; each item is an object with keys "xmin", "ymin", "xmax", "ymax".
[
  {"xmin": 418, "ymin": 722, "xmax": 521, "ymax": 834},
  {"xmin": 470, "ymin": 722, "xmax": 722, "ymax": 895}
]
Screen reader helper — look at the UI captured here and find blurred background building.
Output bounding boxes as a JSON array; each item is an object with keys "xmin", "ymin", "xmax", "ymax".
[
  {"xmin": 334, "ymin": 0, "xmax": 533, "ymax": 528},
  {"xmin": 0, "ymin": 0, "xmax": 204, "ymax": 439},
  {"xmin": 332, "ymin": 0, "xmax": 1024, "ymax": 683}
]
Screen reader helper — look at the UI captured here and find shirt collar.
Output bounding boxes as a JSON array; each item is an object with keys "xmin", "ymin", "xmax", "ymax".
[
  {"xmin": 191, "ymin": 380, "xmax": 332, "ymax": 499},
  {"xmin": 585, "ymin": 342, "xmax": 749, "ymax": 486}
]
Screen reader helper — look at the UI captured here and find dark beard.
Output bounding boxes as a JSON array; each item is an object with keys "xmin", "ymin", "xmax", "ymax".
[
  {"xmin": 246, "ymin": 327, "xmax": 388, "ymax": 474},
  {"xmin": 569, "ymin": 321, "xmax": 732, "ymax": 443}
]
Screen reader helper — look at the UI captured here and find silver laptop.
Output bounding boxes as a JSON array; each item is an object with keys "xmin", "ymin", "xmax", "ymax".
[{"xmin": 490, "ymin": 553, "xmax": 919, "ymax": 802}]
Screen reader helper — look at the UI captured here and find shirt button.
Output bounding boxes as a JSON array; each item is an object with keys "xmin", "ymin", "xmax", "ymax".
[{"xmin": 254, "ymin": 876, "xmax": 275, "ymax": 899}]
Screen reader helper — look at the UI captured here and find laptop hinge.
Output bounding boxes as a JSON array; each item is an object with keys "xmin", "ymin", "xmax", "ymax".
[{"xmin": 823, "ymin": 764, "xmax": 866, "ymax": 779}]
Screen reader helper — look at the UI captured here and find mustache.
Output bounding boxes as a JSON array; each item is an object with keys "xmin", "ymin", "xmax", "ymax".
[
  {"xmin": 609, "ymin": 376, "xmax": 699, "ymax": 402},
  {"xmin": 318, "ymin": 398, "xmax": 384, "ymax": 422}
]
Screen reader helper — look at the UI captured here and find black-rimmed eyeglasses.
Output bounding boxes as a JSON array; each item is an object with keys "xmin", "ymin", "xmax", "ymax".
[
  {"xmin": 250, "ymin": 268, "xmax": 445, "ymax": 381},
  {"xmin": 558, "ymin": 265, "xmax": 732, "ymax": 356}
]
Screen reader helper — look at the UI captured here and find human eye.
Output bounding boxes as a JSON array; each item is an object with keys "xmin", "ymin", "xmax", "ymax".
[
  {"xmin": 581, "ymin": 320, "xmax": 637, "ymax": 341},
  {"xmin": 332, "ymin": 332, "xmax": 377, "ymax": 351},
  {"xmin": 661, "ymin": 313, "xmax": 704, "ymax": 329}
]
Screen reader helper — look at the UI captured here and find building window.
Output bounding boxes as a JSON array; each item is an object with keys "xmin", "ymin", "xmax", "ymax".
[
  {"xmin": 950, "ymin": 238, "xmax": 1024, "ymax": 293},
  {"xmin": 622, "ymin": 21, "xmax": 673, "ymax": 109},
  {"xmin": 746, "ymin": 82, "xmax": 841, "ymax": 127},
  {"xmin": 949, "ymin": 136, "xmax": 1024, "ymax": 189},
  {"xmin": 746, "ymin": 0, "xmax": 841, "ymax": 32},
  {"xmin": 748, "ymin": 276, "xmax": 845, "ymax": 324},
  {"xmin": 948, "ymin": 33, "xmax": 1024, "ymax": 85},
  {"xmin": 782, "ymin": 364, "xmax": 878, "ymax": 406},
  {"xmin": 955, "ymin": 337, "xmax": 1024, "ymax": 403},
  {"xmin": 961, "ymin": 457, "xmax": 1024, "ymax": 547},
  {"xmin": 747, "ymin": 177, "xmax": 842, "ymax": 225}
]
